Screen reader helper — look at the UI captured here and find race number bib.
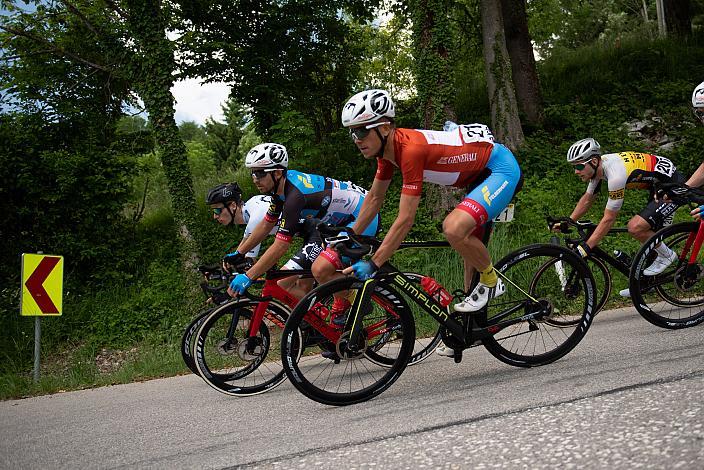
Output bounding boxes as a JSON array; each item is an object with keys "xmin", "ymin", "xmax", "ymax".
[{"xmin": 459, "ymin": 123, "xmax": 494, "ymax": 144}]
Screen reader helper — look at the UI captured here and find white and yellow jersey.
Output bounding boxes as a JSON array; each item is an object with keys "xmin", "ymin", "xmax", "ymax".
[{"xmin": 586, "ymin": 152, "xmax": 677, "ymax": 211}]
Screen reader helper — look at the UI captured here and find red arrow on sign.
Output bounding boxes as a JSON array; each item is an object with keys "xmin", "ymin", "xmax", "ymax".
[{"xmin": 25, "ymin": 256, "xmax": 61, "ymax": 314}]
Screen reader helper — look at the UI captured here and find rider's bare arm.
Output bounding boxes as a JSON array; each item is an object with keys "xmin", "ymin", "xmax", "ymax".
[
  {"xmin": 236, "ymin": 218, "xmax": 277, "ymax": 255},
  {"xmin": 686, "ymin": 162, "xmax": 704, "ymax": 188},
  {"xmin": 569, "ymin": 192, "xmax": 597, "ymax": 221},
  {"xmin": 586, "ymin": 208, "xmax": 618, "ymax": 248},
  {"xmin": 370, "ymin": 193, "xmax": 421, "ymax": 267},
  {"xmin": 244, "ymin": 238, "xmax": 291, "ymax": 280},
  {"xmin": 351, "ymin": 178, "xmax": 391, "ymax": 235}
]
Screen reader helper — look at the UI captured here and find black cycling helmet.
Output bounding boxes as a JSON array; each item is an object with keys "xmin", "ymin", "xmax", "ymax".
[{"xmin": 206, "ymin": 183, "xmax": 242, "ymax": 205}]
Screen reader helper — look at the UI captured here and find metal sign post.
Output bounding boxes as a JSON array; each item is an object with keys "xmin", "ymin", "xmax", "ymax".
[{"xmin": 20, "ymin": 252, "xmax": 64, "ymax": 384}]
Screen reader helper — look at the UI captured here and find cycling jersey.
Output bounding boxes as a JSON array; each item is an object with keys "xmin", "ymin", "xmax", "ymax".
[
  {"xmin": 242, "ymin": 195, "xmax": 278, "ymax": 257},
  {"xmin": 587, "ymin": 152, "xmax": 680, "ymax": 211},
  {"xmin": 376, "ymin": 125, "xmax": 497, "ymax": 196},
  {"xmin": 264, "ymin": 170, "xmax": 379, "ymax": 242},
  {"xmin": 374, "ymin": 124, "xmax": 521, "ymax": 226}
]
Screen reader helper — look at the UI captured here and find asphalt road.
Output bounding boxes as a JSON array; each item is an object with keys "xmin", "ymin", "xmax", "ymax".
[{"xmin": 1, "ymin": 306, "xmax": 703, "ymax": 469}]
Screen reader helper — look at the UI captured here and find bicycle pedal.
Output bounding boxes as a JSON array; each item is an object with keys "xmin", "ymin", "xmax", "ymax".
[{"xmin": 453, "ymin": 351, "xmax": 463, "ymax": 364}]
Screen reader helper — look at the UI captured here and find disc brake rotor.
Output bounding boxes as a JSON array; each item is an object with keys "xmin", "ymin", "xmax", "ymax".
[{"xmin": 237, "ymin": 337, "xmax": 265, "ymax": 361}]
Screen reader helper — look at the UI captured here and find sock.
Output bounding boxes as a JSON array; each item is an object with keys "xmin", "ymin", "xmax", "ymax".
[
  {"xmin": 655, "ymin": 243, "xmax": 673, "ymax": 258},
  {"xmin": 479, "ymin": 264, "xmax": 498, "ymax": 288}
]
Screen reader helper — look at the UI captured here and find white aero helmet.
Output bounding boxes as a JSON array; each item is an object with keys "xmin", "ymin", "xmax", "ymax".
[
  {"xmin": 567, "ymin": 138, "xmax": 601, "ymax": 164},
  {"xmin": 692, "ymin": 81, "xmax": 704, "ymax": 108},
  {"xmin": 245, "ymin": 143, "xmax": 288, "ymax": 169},
  {"xmin": 341, "ymin": 89, "xmax": 395, "ymax": 127}
]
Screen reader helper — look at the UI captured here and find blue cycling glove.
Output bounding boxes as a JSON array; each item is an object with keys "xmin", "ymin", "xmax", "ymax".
[
  {"xmin": 351, "ymin": 260, "xmax": 379, "ymax": 280},
  {"xmin": 229, "ymin": 273, "xmax": 252, "ymax": 294}
]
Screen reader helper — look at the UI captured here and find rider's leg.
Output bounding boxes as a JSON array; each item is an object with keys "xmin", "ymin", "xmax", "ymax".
[{"xmin": 632, "ymin": 200, "xmax": 679, "ymax": 276}]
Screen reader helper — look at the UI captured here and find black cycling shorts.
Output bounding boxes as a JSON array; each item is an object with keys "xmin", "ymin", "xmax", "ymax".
[{"xmin": 640, "ymin": 171, "xmax": 685, "ymax": 230}]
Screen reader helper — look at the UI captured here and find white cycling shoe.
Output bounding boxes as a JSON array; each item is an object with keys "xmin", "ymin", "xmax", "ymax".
[
  {"xmin": 454, "ymin": 279, "xmax": 506, "ymax": 312},
  {"xmin": 643, "ymin": 249, "xmax": 677, "ymax": 276},
  {"xmin": 435, "ymin": 344, "xmax": 456, "ymax": 357}
]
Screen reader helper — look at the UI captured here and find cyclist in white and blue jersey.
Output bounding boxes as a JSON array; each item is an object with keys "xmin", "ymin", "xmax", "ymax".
[{"xmin": 227, "ymin": 143, "xmax": 380, "ymax": 310}]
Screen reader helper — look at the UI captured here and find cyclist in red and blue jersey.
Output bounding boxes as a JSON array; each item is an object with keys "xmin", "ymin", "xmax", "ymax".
[
  {"xmin": 227, "ymin": 143, "xmax": 380, "ymax": 313},
  {"xmin": 340, "ymin": 89, "xmax": 522, "ymax": 316}
]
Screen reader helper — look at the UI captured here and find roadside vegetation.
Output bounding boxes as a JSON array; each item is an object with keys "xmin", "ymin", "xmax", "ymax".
[{"xmin": 2, "ymin": 2, "xmax": 704, "ymax": 399}]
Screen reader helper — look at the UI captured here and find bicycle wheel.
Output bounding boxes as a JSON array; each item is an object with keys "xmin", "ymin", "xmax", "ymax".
[
  {"xmin": 281, "ymin": 277, "xmax": 415, "ymax": 406},
  {"xmin": 630, "ymin": 222, "xmax": 704, "ymax": 329},
  {"xmin": 531, "ymin": 254, "xmax": 611, "ymax": 323},
  {"xmin": 181, "ymin": 308, "xmax": 213, "ymax": 375},
  {"xmin": 401, "ymin": 272, "xmax": 442, "ymax": 365},
  {"xmin": 547, "ymin": 237, "xmax": 611, "ymax": 315},
  {"xmin": 482, "ymin": 243, "xmax": 596, "ymax": 367},
  {"xmin": 194, "ymin": 299, "xmax": 292, "ymax": 396}
]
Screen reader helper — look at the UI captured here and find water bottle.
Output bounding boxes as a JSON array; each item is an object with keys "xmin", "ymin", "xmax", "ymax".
[
  {"xmin": 420, "ymin": 276, "xmax": 452, "ymax": 307},
  {"xmin": 613, "ymin": 250, "xmax": 632, "ymax": 266}
]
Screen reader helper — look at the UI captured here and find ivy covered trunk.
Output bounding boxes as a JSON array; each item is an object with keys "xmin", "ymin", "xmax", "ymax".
[
  {"xmin": 480, "ymin": 0, "xmax": 524, "ymax": 152},
  {"xmin": 126, "ymin": 0, "xmax": 202, "ymax": 262},
  {"xmin": 411, "ymin": 0, "xmax": 459, "ymax": 218},
  {"xmin": 501, "ymin": 0, "xmax": 543, "ymax": 127}
]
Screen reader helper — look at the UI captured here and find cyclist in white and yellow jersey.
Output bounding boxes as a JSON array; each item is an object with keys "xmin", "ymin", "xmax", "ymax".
[{"xmin": 557, "ymin": 138, "xmax": 685, "ymax": 296}]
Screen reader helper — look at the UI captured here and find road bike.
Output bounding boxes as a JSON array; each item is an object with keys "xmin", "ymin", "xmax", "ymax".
[
  {"xmin": 183, "ymin": 245, "xmax": 452, "ymax": 396},
  {"xmin": 629, "ymin": 184, "xmax": 704, "ymax": 329},
  {"xmin": 547, "ymin": 216, "xmax": 633, "ymax": 315},
  {"xmin": 280, "ymin": 225, "xmax": 597, "ymax": 406}
]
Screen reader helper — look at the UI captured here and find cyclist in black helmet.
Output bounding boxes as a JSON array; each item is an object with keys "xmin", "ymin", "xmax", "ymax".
[{"xmin": 206, "ymin": 183, "xmax": 277, "ymax": 262}]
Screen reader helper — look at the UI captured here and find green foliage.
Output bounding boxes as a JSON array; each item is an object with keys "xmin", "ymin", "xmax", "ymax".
[
  {"xmin": 182, "ymin": 0, "xmax": 378, "ymax": 138},
  {"xmin": 178, "ymin": 121, "xmax": 207, "ymax": 143}
]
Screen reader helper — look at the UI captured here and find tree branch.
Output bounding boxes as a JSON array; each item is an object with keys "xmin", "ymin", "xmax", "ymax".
[
  {"xmin": 60, "ymin": 0, "xmax": 102, "ymax": 38},
  {"xmin": 103, "ymin": 0, "xmax": 129, "ymax": 20},
  {"xmin": 0, "ymin": 24, "xmax": 113, "ymax": 72}
]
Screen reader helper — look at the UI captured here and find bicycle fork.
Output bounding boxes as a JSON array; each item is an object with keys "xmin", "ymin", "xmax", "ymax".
[{"xmin": 344, "ymin": 278, "xmax": 377, "ymax": 356}]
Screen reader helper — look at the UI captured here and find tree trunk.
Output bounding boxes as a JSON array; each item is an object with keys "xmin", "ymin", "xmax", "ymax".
[
  {"xmin": 480, "ymin": 0, "xmax": 524, "ymax": 151},
  {"xmin": 500, "ymin": 0, "xmax": 543, "ymax": 127},
  {"xmin": 411, "ymin": 0, "xmax": 460, "ymax": 218},
  {"xmin": 126, "ymin": 0, "xmax": 202, "ymax": 263},
  {"xmin": 664, "ymin": 0, "xmax": 692, "ymax": 36}
]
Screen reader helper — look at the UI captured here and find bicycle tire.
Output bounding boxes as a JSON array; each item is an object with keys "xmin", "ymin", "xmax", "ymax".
[
  {"xmin": 181, "ymin": 307, "xmax": 213, "ymax": 375},
  {"xmin": 629, "ymin": 222, "xmax": 704, "ymax": 329},
  {"xmin": 194, "ymin": 299, "xmax": 293, "ymax": 396},
  {"xmin": 281, "ymin": 277, "xmax": 415, "ymax": 406},
  {"xmin": 532, "ymin": 254, "xmax": 611, "ymax": 323},
  {"xmin": 482, "ymin": 243, "xmax": 596, "ymax": 367}
]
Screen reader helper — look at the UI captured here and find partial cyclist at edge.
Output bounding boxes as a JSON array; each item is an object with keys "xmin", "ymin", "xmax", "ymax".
[
  {"xmin": 338, "ymin": 89, "xmax": 522, "ymax": 357},
  {"xmin": 684, "ymin": 81, "xmax": 704, "ymax": 220},
  {"xmin": 556, "ymin": 137, "xmax": 685, "ymax": 297},
  {"xmin": 226, "ymin": 142, "xmax": 381, "ymax": 323}
]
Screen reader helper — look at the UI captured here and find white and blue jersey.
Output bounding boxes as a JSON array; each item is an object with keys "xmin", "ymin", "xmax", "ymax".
[{"xmin": 264, "ymin": 170, "xmax": 379, "ymax": 243}]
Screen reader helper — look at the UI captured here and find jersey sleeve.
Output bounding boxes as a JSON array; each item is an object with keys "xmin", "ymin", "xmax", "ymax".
[
  {"xmin": 265, "ymin": 197, "xmax": 283, "ymax": 223},
  {"xmin": 397, "ymin": 146, "xmax": 425, "ymax": 196},
  {"xmin": 604, "ymin": 157, "xmax": 627, "ymax": 211},
  {"xmin": 375, "ymin": 158, "xmax": 394, "ymax": 181},
  {"xmin": 243, "ymin": 198, "xmax": 273, "ymax": 258},
  {"xmin": 275, "ymin": 187, "xmax": 305, "ymax": 243}
]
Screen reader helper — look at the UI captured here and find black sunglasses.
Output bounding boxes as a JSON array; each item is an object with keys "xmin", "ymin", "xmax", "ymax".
[
  {"xmin": 573, "ymin": 163, "xmax": 586, "ymax": 171},
  {"xmin": 348, "ymin": 121, "xmax": 390, "ymax": 141},
  {"xmin": 251, "ymin": 169, "xmax": 277, "ymax": 179},
  {"xmin": 349, "ymin": 126, "xmax": 372, "ymax": 141},
  {"xmin": 212, "ymin": 207, "xmax": 224, "ymax": 215}
]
